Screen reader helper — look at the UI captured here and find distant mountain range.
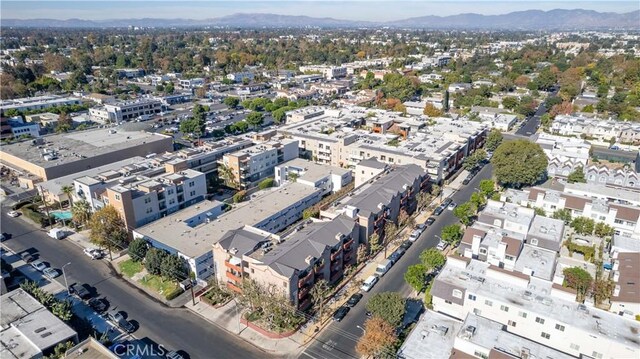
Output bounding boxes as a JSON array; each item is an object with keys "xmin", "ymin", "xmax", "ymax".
[{"xmin": 3, "ymin": 9, "xmax": 639, "ymax": 29}]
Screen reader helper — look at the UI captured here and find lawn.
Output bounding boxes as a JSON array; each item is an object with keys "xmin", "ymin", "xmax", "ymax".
[
  {"xmin": 119, "ymin": 259, "xmax": 143, "ymax": 278},
  {"xmin": 139, "ymin": 274, "xmax": 179, "ymax": 296}
]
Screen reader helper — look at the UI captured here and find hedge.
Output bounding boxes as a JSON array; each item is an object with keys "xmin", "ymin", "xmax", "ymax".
[
  {"xmin": 21, "ymin": 205, "xmax": 52, "ymax": 228},
  {"xmin": 12, "ymin": 200, "xmax": 32, "ymax": 210},
  {"xmin": 164, "ymin": 287, "xmax": 184, "ymax": 301}
]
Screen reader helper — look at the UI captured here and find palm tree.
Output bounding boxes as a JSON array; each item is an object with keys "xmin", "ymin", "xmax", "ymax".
[
  {"xmin": 217, "ymin": 163, "xmax": 238, "ymax": 189},
  {"xmin": 71, "ymin": 200, "xmax": 92, "ymax": 226},
  {"xmin": 61, "ymin": 185, "xmax": 74, "ymax": 208}
]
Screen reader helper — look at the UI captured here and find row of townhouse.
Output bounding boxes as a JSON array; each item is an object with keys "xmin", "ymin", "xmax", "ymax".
[
  {"xmin": 551, "ymin": 114, "xmax": 640, "ymax": 144},
  {"xmin": 428, "ymin": 256, "xmax": 639, "ymax": 359},
  {"xmin": 536, "ymin": 133, "xmax": 591, "ymax": 177},
  {"xmin": 583, "ymin": 164, "xmax": 640, "ymax": 191},
  {"xmin": 279, "ymin": 106, "xmax": 487, "ymax": 183},
  {"xmin": 502, "ymin": 182, "xmax": 640, "ymax": 238}
]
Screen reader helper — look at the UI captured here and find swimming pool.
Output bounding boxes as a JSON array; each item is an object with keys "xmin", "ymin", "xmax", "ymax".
[{"xmin": 51, "ymin": 210, "xmax": 72, "ymax": 220}]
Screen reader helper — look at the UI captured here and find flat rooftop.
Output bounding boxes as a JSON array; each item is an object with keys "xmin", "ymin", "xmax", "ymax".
[
  {"xmin": 279, "ymin": 158, "xmax": 350, "ymax": 183},
  {"xmin": 526, "ymin": 215, "xmax": 564, "ymax": 244},
  {"xmin": 436, "ymin": 258, "xmax": 640, "ymax": 349},
  {"xmin": 398, "ymin": 310, "xmax": 462, "ymax": 359},
  {"xmin": 64, "ymin": 338, "xmax": 118, "ymax": 359},
  {"xmin": 1, "ymin": 128, "xmax": 170, "ymax": 168},
  {"xmin": 479, "ymin": 200, "xmax": 535, "ymax": 227},
  {"xmin": 135, "ymin": 182, "xmax": 320, "ymax": 257},
  {"xmin": 514, "ymin": 244, "xmax": 557, "ymax": 280}
]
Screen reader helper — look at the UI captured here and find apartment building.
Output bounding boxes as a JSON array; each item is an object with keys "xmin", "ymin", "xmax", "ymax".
[
  {"xmin": 226, "ymin": 72, "xmax": 255, "ymax": 83},
  {"xmin": 610, "ymin": 249, "xmax": 640, "ymax": 318},
  {"xmin": 115, "ymin": 68, "xmax": 145, "ymax": 78},
  {"xmin": 279, "ymin": 106, "xmax": 487, "ymax": 183},
  {"xmin": 0, "ymin": 95, "xmax": 82, "ymax": 113},
  {"xmin": 551, "ymin": 114, "xmax": 625, "ymax": 141},
  {"xmin": 179, "ymin": 78, "xmax": 205, "ymax": 89},
  {"xmin": 213, "ymin": 215, "xmax": 358, "ymax": 309},
  {"xmin": 431, "ymin": 256, "xmax": 639, "ymax": 359},
  {"xmin": 0, "ymin": 128, "xmax": 172, "ymax": 182},
  {"xmin": 536, "ymin": 133, "xmax": 591, "ymax": 177},
  {"xmin": 584, "ymin": 164, "xmax": 640, "ymax": 191},
  {"xmin": 221, "ymin": 139, "xmax": 298, "ymax": 189},
  {"xmin": 134, "ymin": 182, "xmax": 323, "ymax": 283},
  {"xmin": 90, "ymin": 98, "xmax": 163, "ymax": 123},
  {"xmin": 322, "ymin": 162, "xmax": 430, "ymax": 243},
  {"xmin": 470, "ymin": 106, "xmax": 518, "ymax": 131},
  {"xmin": 299, "ymin": 65, "xmax": 347, "ymax": 80},
  {"xmin": 399, "ymin": 310, "xmax": 575, "ymax": 359},
  {"xmin": 274, "ymin": 158, "xmax": 352, "ymax": 195}
]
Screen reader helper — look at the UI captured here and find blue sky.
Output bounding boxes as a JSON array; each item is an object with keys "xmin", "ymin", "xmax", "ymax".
[{"xmin": 2, "ymin": 1, "xmax": 638, "ymax": 21}]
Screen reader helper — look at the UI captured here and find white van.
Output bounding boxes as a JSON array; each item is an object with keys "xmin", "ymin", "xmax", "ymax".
[
  {"xmin": 361, "ymin": 275, "xmax": 379, "ymax": 292},
  {"xmin": 375, "ymin": 259, "xmax": 393, "ymax": 277}
]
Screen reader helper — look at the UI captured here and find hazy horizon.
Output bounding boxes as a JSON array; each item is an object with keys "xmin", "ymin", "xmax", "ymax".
[{"xmin": 2, "ymin": 1, "xmax": 638, "ymax": 22}]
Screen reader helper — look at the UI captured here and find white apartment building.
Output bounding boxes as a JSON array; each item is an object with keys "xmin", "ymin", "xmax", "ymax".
[
  {"xmin": 90, "ymin": 98, "xmax": 163, "ymax": 123},
  {"xmin": 274, "ymin": 158, "xmax": 352, "ymax": 195},
  {"xmin": 536, "ymin": 133, "xmax": 591, "ymax": 177},
  {"xmin": 299, "ymin": 65, "xmax": 347, "ymax": 80},
  {"xmin": 179, "ymin": 78, "xmax": 205, "ymax": 89},
  {"xmin": 431, "ymin": 257, "xmax": 640, "ymax": 359},
  {"xmin": 226, "ymin": 72, "xmax": 255, "ymax": 83},
  {"xmin": 0, "ymin": 95, "xmax": 82, "ymax": 113}
]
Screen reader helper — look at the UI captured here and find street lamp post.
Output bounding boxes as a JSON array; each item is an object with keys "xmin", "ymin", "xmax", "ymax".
[
  {"xmin": 356, "ymin": 325, "xmax": 366, "ymax": 334},
  {"xmin": 62, "ymin": 262, "xmax": 71, "ymax": 295}
]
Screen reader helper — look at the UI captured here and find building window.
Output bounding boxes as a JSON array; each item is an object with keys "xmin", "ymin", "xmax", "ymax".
[
  {"xmin": 541, "ymin": 332, "xmax": 550, "ymax": 340},
  {"xmin": 115, "ymin": 194, "xmax": 121, "ymax": 201},
  {"xmin": 479, "ymin": 248, "xmax": 487, "ymax": 255},
  {"xmin": 530, "ymin": 238, "xmax": 539, "ymax": 246},
  {"xmin": 452, "ymin": 289, "xmax": 463, "ymax": 299},
  {"xmin": 145, "ymin": 198, "xmax": 151, "ymax": 204},
  {"xmin": 468, "ymin": 294, "xmax": 476, "ymax": 301},
  {"xmin": 518, "ymin": 311, "xmax": 528, "ymax": 318},
  {"xmin": 570, "ymin": 344, "xmax": 580, "ymax": 351},
  {"xmin": 555, "ymin": 324, "xmax": 565, "ymax": 331},
  {"xmin": 189, "ymin": 181, "xmax": 195, "ymax": 187},
  {"xmin": 508, "ymin": 320, "xmax": 516, "ymax": 327},
  {"xmin": 484, "ymin": 299, "xmax": 493, "ymax": 307},
  {"xmin": 473, "ymin": 308, "xmax": 482, "ymax": 316},
  {"xmin": 592, "ymin": 352, "xmax": 603, "ymax": 359},
  {"xmin": 500, "ymin": 305, "xmax": 509, "ymax": 312},
  {"xmin": 444, "ymin": 300, "xmax": 452, "ymax": 304},
  {"xmin": 535, "ymin": 317, "xmax": 545, "ymax": 324}
]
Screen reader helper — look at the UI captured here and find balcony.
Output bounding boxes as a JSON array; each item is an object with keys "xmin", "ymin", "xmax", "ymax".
[
  {"xmin": 330, "ymin": 248, "xmax": 343, "ymax": 262},
  {"xmin": 226, "ymin": 271, "xmax": 241, "ymax": 283},
  {"xmin": 298, "ymin": 271, "xmax": 314, "ymax": 288},
  {"xmin": 224, "ymin": 260, "xmax": 242, "ymax": 273},
  {"xmin": 227, "ymin": 282, "xmax": 242, "ymax": 293},
  {"xmin": 298, "ymin": 285, "xmax": 311, "ymax": 300},
  {"xmin": 344, "ymin": 254, "xmax": 353, "ymax": 263},
  {"xmin": 314, "ymin": 262, "xmax": 325, "ymax": 274},
  {"xmin": 330, "ymin": 261, "xmax": 342, "ymax": 273},
  {"xmin": 343, "ymin": 238, "xmax": 354, "ymax": 251},
  {"xmin": 298, "ymin": 298, "xmax": 312, "ymax": 310}
]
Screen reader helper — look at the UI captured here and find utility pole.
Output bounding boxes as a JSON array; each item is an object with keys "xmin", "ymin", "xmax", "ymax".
[{"xmin": 38, "ymin": 186, "xmax": 52, "ymax": 229}]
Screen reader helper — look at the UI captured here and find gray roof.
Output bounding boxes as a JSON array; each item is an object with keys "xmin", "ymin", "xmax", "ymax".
[
  {"xmin": 218, "ymin": 227, "xmax": 272, "ymax": 256},
  {"xmin": 255, "ymin": 215, "xmax": 356, "ymax": 278},
  {"xmin": 357, "ymin": 157, "xmax": 388, "ymax": 169}
]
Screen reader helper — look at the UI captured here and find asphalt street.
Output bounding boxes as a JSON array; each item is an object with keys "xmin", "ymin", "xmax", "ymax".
[
  {"xmin": 0, "ymin": 208, "xmax": 271, "ymax": 359},
  {"xmin": 298, "ymin": 163, "xmax": 494, "ymax": 359},
  {"xmin": 515, "ymin": 87, "xmax": 559, "ymax": 137}
]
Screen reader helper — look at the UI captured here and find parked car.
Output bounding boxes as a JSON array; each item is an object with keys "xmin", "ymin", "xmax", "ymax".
[
  {"xmin": 433, "ymin": 206, "xmax": 445, "ymax": 216},
  {"xmin": 43, "ymin": 268, "xmax": 59, "ymax": 279},
  {"xmin": 425, "ymin": 217, "xmax": 436, "ymax": 226},
  {"xmin": 408, "ymin": 230, "xmax": 421, "ymax": 242},
  {"xmin": 400, "ymin": 240, "xmax": 412, "ymax": 251},
  {"xmin": 361, "ymin": 275, "xmax": 379, "ymax": 292},
  {"xmin": 84, "ymin": 248, "xmax": 103, "ymax": 260},
  {"xmin": 69, "ymin": 283, "xmax": 91, "ymax": 300},
  {"xmin": 20, "ymin": 252, "xmax": 34, "ymax": 263},
  {"xmin": 436, "ymin": 240, "xmax": 449, "ymax": 251},
  {"xmin": 346, "ymin": 293, "xmax": 363, "ymax": 307},
  {"xmin": 31, "ymin": 260, "xmax": 47, "ymax": 272},
  {"xmin": 462, "ymin": 178, "xmax": 471, "ymax": 185},
  {"xmin": 389, "ymin": 248, "xmax": 405, "ymax": 263},
  {"xmin": 88, "ymin": 298, "xmax": 108, "ymax": 313},
  {"xmin": 107, "ymin": 310, "xmax": 135, "ymax": 333},
  {"xmin": 443, "ymin": 198, "xmax": 453, "ymax": 206},
  {"xmin": 7, "ymin": 211, "xmax": 20, "ymax": 217},
  {"xmin": 0, "ymin": 232, "xmax": 10, "ymax": 241},
  {"xmin": 332, "ymin": 306, "xmax": 350, "ymax": 322},
  {"xmin": 415, "ymin": 224, "xmax": 426, "ymax": 231},
  {"xmin": 447, "ymin": 202, "xmax": 457, "ymax": 211}
]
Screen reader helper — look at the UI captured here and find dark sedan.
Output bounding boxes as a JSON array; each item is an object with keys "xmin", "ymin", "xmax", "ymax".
[
  {"xmin": 346, "ymin": 293, "xmax": 363, "ymax": 307},
  {"xmin": 332, "ymin": 306, "xmax": 350, "ymax": 322}
]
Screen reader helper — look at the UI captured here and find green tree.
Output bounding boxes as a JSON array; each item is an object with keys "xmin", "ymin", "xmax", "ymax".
[
  {"xmin": 534, "ymin": 207, "xmax": 546, "ymax": 216},
  {"xmin": 470, "ymin": 192, "xmax": 487, "ymax": 211},
  {"xmin": 180, "ymin": 117, "xmax": 205, "ymax": 137},
  {"xmin": 441, "ymin": 224, "xmax": 463, "ymax": 246},
  {"xmin": 571, "ymin": 217, "xmax": 595, "ymax": 235},
  {"xmin": 552, "ymin": 209, "xmax": 572, "ymax": 223},
  {"xmin": 302, "ymin": 207, "xmax": 319, "ymax": 219},
  {"xmin": 567, "ymin": 166, "xmax": 586, "ymax": 184},
  {"xmin": 492, "ymin": 140, "xmax": 548, "ymax": 188},
  {"xmin": 369, "ymin": 233, "xmax": 381, "ymax": 254},
  {"xmin": 404, "ymin": 264, "xmax": 427, "ymax": 292},
  {"xmin": 164, "ymin": 82, "xmax": 174, "ymax": 94},
  {"xmin": 366, "ymin": 292, "xmax": 406, "ymax": 327},
  {"xmin": 88, "ymin": 205, "xmax": 128, "ymax": 253},
  {"xmin": 502, "ymin": 96, "xmax": 519, "ymax": 110},
  {"xmin": 144, "ymin": 248, "xmax": 167, "ymax": 276},
  {"xmin": 420, "ymin": 248, "xmax": 446, "ymax": 271},
  {"xmin": 462, "ymin": 149, "xmax": 487, "ymax": 171},
  {"xmin": 128, "ymin": 238, "xmax": 148, "ymax": 262},
  {"xmin": 224, "ymin": 96, "xmax": 240, "ymax": 109},
  {"xmin": 160, "ymin": 254, "xmax": 187, "ymax": 282},
  {"xmin": 484, "ymin": 128, "xmax": 503, "ymax": 151},
  {"xmin": 60, "ymin": 185, "xmax": 74, "ymax": 207},
  {"xmin": 258, "ymin": 178, "xmax": 275, "ymax": 189},
  {"xmin": 479, "ymin": 179, "xmax": 495, "ymax": 198},
  {"xmin": 453, "ymin": 202, "xmax": 476, "ymax": 226},
  {"xmin": 232, "ymin": 190, "xmax": 247, "ymax": 203},
  {"xmin": 245, "ymin": 111, "xmax": 264, "ymax": 128},
  {"xmin": 563, "ymin": 267, "xmax": 593, "ymax": 301},
  {"xmin": 594, "ymin": 222, "xmax": 615, "ymax": 238},
  {"xmin": 309, "ymin": 279, "xmax": 331, "ymax": 321},
  {"xmin": 71, "ymin": 199, "xmax": 92, "ymax": 226}
]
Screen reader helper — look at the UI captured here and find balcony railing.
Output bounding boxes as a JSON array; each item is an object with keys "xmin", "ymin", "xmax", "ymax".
[
  {"xmin": 224, "ymin": 260, "xmax": 242, "ymax": 273},
  {"xmin": 227, "ymin": 282, "xmax": 242, "ymax": 293},
  {"xmin": 314, "ymin": 262, "xmax": 325, "ymax": 273},
  {"xmin": 298, "ymin": 285, "xmax": 311, "ymax": 300},
  {"xmin": 343, "ymin": 238, "xmax": 354, "ymax": 251},
  {"xmin": 226, "ymin": 271, "xmax": 241, "ymax": 283},
  {"xmin": 298, "ymin": 271, "xmax": 314, "ymax": 288},
  {"xmin": 330, "ymin": 248, "xmax": 342, "ymax": 262}
]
